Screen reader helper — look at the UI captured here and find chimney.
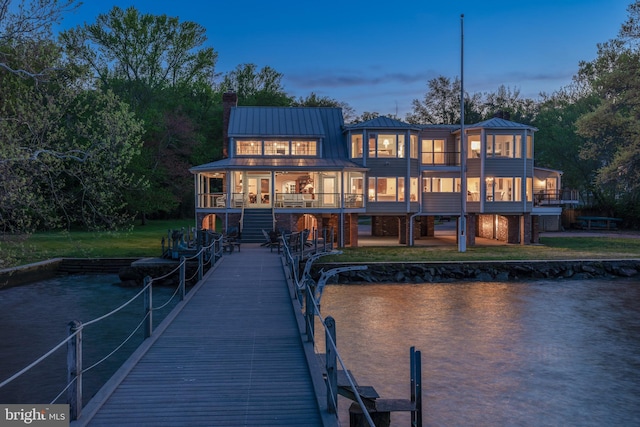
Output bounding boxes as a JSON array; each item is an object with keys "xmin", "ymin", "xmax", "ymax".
[
  {"xmin": 494, "ymin": 110, "xmax": 510, "ymax": 121},
  {"xmin": 222, "ymin": 92, "xmax": 237, "ymax": 158}
]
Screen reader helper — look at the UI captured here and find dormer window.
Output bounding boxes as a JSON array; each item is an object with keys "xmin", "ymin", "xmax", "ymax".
[{"xmin": 235, "ymin": 138, "xmax": 318, "ymax": 157}]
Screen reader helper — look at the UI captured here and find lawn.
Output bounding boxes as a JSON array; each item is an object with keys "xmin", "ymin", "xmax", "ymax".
[
  {"xmin": 0, "ymin": 220, "xmax": 196, "ymax": 269},
  {"xmin": 319, "ymin": 236, "xmax": 640, "ymax": 263},
  {"xmin": 2, "ymin": 222, "xmax": 640, "ymax": 269}
]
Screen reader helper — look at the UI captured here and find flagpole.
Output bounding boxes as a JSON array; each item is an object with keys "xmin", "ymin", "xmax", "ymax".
[{"xmin": 458, "ymin": 13, "xmax": 467, "ymax": 252}]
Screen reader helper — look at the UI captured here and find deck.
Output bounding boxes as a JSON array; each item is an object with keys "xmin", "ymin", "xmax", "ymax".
[{"xmin": 73, "ymin": 245, "xmax": 327, "ymax": 427}]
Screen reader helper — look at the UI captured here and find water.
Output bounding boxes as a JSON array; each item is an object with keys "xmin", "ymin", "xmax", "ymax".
[
  {"xmin": 0, "ymin": 275, "xmax": 180, "ymax": 405},
  {"xmin": 317, "ymin": 279, "xmax": 640, "ymax": 427}
]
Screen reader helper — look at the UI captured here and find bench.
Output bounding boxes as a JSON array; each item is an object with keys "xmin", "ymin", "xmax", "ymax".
[
  {"xmin": 575, "ymin": 216, "xmax": 622, "ymax": 230},
  {"xmin": 222, "ymin": 238, "xmax": 241, "ymax": 253}
]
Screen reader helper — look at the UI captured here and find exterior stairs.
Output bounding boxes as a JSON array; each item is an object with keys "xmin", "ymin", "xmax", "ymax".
[{"xmin": 240, "ymin": 209, "xmax": 274, "ymax": 243}]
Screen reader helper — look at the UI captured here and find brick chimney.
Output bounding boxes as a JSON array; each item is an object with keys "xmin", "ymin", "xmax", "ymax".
[
  {"xmin": 222, "ymin": 92, "xmax": 238, "ymax": 158},
  {"xmin": 494, "ymin": 110, "xmax": 511, "ymax": 121}
]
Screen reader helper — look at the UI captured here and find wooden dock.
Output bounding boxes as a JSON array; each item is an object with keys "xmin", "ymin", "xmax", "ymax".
[{"xmin": 73, "ymin": 244, "xmax": 328, "ymax": 427}]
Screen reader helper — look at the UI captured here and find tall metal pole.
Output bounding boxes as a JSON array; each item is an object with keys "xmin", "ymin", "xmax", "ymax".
[{"xmin": 458, "ymin": 14, "xmax": 467, "ymax": 252}]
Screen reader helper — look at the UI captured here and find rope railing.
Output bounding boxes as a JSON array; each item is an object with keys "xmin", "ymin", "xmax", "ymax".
[
  {"xmin": 0, "ymin": 229, "xmax": 224, "ymax": 421},
  {"xmin": 280, "ymin": 233, "xmax": 376, "ymax": 427}
]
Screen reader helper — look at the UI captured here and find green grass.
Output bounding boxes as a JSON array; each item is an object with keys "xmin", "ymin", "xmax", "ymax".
[
  {"xmin": 320, "ymin": 237, "xmax": 640, "ymax": 263},
  {"xmin": 2, "ymin": 223, "xmax": 639, "ymax": 269},
  {"xmin": 0, "ymin": 220, "xmax": 196, "ymax": 268}
]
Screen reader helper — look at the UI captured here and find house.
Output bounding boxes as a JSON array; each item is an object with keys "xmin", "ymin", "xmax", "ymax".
[{"xmin": 190, "ymin": 92, "xmax": 574, "ymax": 246}]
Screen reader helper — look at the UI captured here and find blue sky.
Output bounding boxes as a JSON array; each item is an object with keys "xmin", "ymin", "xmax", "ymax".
[{"xmin": 58, "ymin": 0, "xmax": 631, "ymax": 117}]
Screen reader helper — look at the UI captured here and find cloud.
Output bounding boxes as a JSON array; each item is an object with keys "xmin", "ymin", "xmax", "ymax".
[{"xmin": 287, "ymin": 68, "xmax": 437, "ymax": 89}]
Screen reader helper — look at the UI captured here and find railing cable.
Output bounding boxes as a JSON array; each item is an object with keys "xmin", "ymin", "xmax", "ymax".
[{"xmin": 0, "ymin": 330, "xmax": 79, "ymax": 389}]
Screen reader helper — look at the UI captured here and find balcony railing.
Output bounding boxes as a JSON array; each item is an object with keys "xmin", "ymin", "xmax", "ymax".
[
  {"xmin": 421, "ymin": 151, "xmax": 461, "ymax": 167},
  {"xmin": 197, "ymin": 192, "xmax": 364, "ymax": 209},
  {"xmin": 534, "ymin": 189, "xmax": 580, "ymax": 206}
]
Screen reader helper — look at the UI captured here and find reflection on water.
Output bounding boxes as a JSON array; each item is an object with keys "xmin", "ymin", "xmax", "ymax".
[
  {"xmin": 317, "ymin": 279, "xmax": 640, "ymax": 426},
  {"xmin": 0, "ymin": 275, "xmax": 179, "ymax": 405}
]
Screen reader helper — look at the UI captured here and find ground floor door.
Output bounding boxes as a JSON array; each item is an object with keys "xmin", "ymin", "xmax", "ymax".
[{"xmin": 247, "ymin": 173, "xmax": 271, "ymax": 208}]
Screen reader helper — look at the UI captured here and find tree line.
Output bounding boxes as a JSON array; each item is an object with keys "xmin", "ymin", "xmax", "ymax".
[{"xmin": 1, "ymin": 0, "xmax": 639, "ymax": 233}]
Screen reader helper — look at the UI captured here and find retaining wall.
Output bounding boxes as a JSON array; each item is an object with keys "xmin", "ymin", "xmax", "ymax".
[{"xmin": 313, "ymin": 259, "xmax": 640, "ymax": 284}]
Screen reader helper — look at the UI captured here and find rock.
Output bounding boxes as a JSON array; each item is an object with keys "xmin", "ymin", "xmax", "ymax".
[
  {"xmin": 495, "ymin": 272, "xmax": 510, "ymax": 281},
  {"xmin": 475, "ymin": 272, "xmax": 494, "ymax": 282},
  {"xmin": 617, "ymin": 267, "xmax": 638, "ymax": 277}
]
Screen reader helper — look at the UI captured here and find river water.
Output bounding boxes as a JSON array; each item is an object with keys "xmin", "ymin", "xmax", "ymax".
[
  {"xmin": 2, "ymin": 275, "xmax": 639, "ymax": 426},
  {"xmin": 317, "ymin": 278, "xmax": 640, "ymax": 427},
  {"xmin": 0, "ymin": 274, "xmax": 179, "ymax": 405}
]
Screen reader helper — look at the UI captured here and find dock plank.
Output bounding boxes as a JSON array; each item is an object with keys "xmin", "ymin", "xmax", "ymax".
[{"xmin": 74, "ymin": 245, "xmax": 324, "ymax": 427}]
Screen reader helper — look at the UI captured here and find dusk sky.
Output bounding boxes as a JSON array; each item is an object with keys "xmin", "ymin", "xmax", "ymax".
[{"xmin": 58, "ymin": 0, "xmax": 631, "ymax": 117}]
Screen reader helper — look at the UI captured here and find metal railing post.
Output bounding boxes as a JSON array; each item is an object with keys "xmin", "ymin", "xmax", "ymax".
[
  {"xmin": 179, "ymin": 256, "xmax": 186, "ymax": 301},
  {"xmin": 198, "ymin": 250, "xmax": 204, "ymax": 281},
  {"xmin": 415, "ymin": 349, "xmax": 423, "ymax": 427},
  {"xmin": 67, "ymin": 320, "xmax": 82, "ymax": 421},
  {"xmin": 411, "ymin": 346, "xmax": 416, "ymax": 427},
  {"xmin": 305, "ymin": 284, "xmax": 315, "ymax": 343},
  {"xmin": 322, "ymin": 228, "xmax": 327, "ymax": 252},
  {"xmin": 144, "ymin": 276, "xmax": 153, "ymax": 338},
  {"xmin": 325, "ymin": 316, "xmax": 337, "ymax": 414}
]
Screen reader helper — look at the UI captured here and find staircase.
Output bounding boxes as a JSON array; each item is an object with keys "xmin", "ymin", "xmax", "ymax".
[{"xmin": 240, "ymin": 209, "xmax": 274, "ymax": 243}]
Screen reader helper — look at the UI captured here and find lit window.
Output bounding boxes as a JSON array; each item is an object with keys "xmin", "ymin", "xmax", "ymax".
[
  {"xmin": 422, "ymin": 177, "xmax": 461, "ymax": 192},
  {"xmin": 468, "ymin": 138, "xmax": 481, "ymax": 158},
  {"xmin": 368, "ymin": 177, "xmax": 404, "ymax": 201},
  {"xmin": 236, "ymin": 140, "xmax": 261, "ymax": 155},
  {"xmin": 378, "ymin": 134, "xmax": 397, "ymax": 157},
  {"xmin": 486, "ymin": 177, "xmax": 518, "ymax": 201},
  {"xmin": 291, "ymin": 140, "xmax": 317, "ymax": 156},
  {"xmin": 410, "ymin": 135, "xmax": 418, "ymax": 159},
  {"xmin": 351, "ymin": 133, "xmax": 363, "ymax": 158},
  {"xmin": 264, "ymin": 140, "xmax": 290, "ymax": 156}
]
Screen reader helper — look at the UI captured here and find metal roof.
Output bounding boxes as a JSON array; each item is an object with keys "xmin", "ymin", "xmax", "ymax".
[
  {"xmin": 346, "ymin": 116, "xmax": 421, "ymax": 130},
  {"xmin": 464, "ymin": 117, "xmax": 538, "ymax": 131},
  {"xmin": 190, "ymin": 157, "xmax": 367, "ymax": 173},
  {"xmin": 229, "ymin": 107, "xmax": 328, "ymax": 138}
]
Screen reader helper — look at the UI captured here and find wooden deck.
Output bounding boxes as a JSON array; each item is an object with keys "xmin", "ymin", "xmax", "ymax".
[{"xmin": 73, "ymin": 245, "xmax": 328, "ymax": 427}]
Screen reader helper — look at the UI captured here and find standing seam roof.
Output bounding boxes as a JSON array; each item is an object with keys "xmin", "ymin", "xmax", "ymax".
[{"xmin": 229, "ymin": 107, "xmax": 327, "ymax": 137}]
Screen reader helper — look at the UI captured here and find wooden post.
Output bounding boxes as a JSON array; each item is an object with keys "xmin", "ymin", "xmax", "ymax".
[
  {"xmin": 67, "ymin": 320, "xmax": 82, "ymax": 421},
  {"xmin": 198, "ymin": 250, "xmax": 204, "ymax": 281},
  {"xmin": 325, "ymin": 316, "xmax": 337, "ymax": 414},
  {"xmin": 349, "ymin": 404, "xmax": 390, "ymax": 427},
  {"xmin": 179, "ymin": 256, "xmax": 186, "ymax": 301},
  {"xmin": 144, "ymin": 276, "xmax": 153, "ymax": 338}
]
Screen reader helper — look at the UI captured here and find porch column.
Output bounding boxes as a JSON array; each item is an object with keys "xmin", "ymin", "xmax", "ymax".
[
  {"xmin": 467, "ymin": 213, "xmax": 476, "ymax": 247},
  {"xmin": 531, "ymin": 215, "xmax": 539, "ymax": 244},
  {"xmin": 345, "ymin": 213, "xmax": 359, "ymax": 247},
  {"xmin": 398, "ymin": 215, "xmax": 407, "ymax": 245},
  {"xmin": 420, "ymin": 216, "xmax": 435, "ymax": 238}
]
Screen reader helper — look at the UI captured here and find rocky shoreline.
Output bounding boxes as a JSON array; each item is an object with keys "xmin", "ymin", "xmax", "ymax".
[
  {"xmin": 312, "ymin": 259, "xmax": 640, "ymax": 284},
  {"xmin": 2, "ymin": 257, "xmax": 639, "ymax": 290}
]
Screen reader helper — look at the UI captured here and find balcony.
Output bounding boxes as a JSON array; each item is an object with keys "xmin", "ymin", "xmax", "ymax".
[{"xmin": 534, "ymin": 189, "xmax": 580, "ymax": 206}]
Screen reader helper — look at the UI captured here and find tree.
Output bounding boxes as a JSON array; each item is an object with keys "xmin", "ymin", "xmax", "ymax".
[
  {"xmin": 219, "ymin": 63, "xmax": 292, "ymax": 106},
  {"xmin": 61, "ymin": 6, "xmax": 219, "ymax": 220},
  {"xmin": 406, "ymin": 75, "xmax": 483, "ymax": 124},
  {"xmin": 533, "ymin": 86, "xmax": 601, "ymax": 201},
  {"xmin": 293, "ymin": 92, "xmax": 356, "ymax": 122},
  {"xmin": 574, "ymin": 1, "xmax": 640, "ymax": 220},
  {"xmin": 0, "ymin": 0, "xmax": 79, "ymax": 79},
  {"xmin": 481, "ymin": 85, "xmax": 537, "ymax": 125},
  {"xmin": 1, "ymin": 1, "xmax": 145, "ymax": 232}
]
